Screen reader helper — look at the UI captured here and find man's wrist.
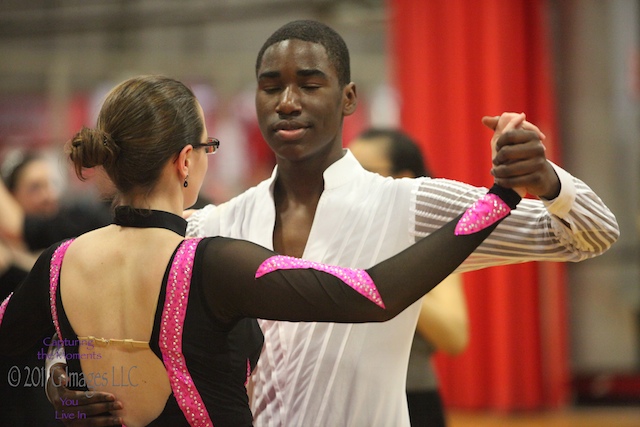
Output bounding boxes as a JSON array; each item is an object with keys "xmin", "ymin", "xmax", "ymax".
[
  {"xmin": 542, "ymin": 162, "xmax": 576, "ymax": 218},
  {"xmin": 45, "ymin": 363, "xmax": 67, "ymax": 403}
]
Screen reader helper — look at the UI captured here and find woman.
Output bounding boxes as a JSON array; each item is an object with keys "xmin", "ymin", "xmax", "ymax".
[{"xmin": 0, "ymin": 75, "xmax": 519, "ymax": 427}]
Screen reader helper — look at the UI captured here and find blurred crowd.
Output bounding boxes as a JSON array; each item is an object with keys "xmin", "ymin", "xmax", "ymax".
[{"xmin": 0, "ymin": 146, "xmax": 114, "ymax": 425}]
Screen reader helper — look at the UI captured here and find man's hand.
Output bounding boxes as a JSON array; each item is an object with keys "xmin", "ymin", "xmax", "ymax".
[
  {"xmin": 482, "ymin": 113, "xmax": 560, "ymax": 200},
  {"xmin": 47, "ymin": 364, "xmax": 123, "ymax": 426}
]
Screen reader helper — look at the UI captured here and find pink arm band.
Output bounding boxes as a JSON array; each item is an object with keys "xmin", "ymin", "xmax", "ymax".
[{"xmin": 255, "ymin": 256, "xmax": 386, "ymax": 309}]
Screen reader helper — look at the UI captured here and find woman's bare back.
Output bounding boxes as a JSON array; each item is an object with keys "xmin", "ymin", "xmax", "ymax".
[{"xmin": 59, "ymin": 225, "xmax": 184, "ymax": 426}]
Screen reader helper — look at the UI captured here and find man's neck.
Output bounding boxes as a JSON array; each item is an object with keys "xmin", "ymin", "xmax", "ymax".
[{"xmin": 274, "ymin": 148, "xmax": 346, "ymax": 203}]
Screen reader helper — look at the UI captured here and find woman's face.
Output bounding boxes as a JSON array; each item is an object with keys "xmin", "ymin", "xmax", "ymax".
[{"xmin": 12, "ymin": 158, "xmax": 60, "ymax": 216}]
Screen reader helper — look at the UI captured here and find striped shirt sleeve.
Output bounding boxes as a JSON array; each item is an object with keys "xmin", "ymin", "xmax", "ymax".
[{"xmin": 410, "ymin": 164, "xmax": 619, "ymax": 272}]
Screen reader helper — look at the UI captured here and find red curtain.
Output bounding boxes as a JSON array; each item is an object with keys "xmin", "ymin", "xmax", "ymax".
[{"xmin": 388, "ymin": 0, "xmax": 570, "ymax": 411}]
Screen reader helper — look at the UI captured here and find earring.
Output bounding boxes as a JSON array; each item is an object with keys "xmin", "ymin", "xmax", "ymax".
[{"xmin": 183, "ymin": 174, "xmax": 189, "ymax": 188}]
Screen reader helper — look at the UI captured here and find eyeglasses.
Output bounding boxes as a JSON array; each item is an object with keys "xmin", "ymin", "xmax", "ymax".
[{"xmin": 193, "ymin": 137, "xmax": 220, "ymax": 154}]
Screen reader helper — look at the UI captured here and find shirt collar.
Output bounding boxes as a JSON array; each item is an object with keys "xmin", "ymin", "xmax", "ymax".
[{"xmin": 267, "ymin": 149, "xmax": 364, "ymax": 194}]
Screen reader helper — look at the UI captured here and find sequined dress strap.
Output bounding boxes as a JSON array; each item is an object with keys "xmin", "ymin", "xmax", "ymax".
[
  {"xmin": 49, "ymin": 239, "xmax": 75, "ymax": 342},
  {"xmin": 158, "ymin": 237, "xmax": 213, "ymax": 426}
]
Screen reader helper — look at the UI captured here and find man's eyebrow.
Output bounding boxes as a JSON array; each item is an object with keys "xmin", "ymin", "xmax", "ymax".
[
  {"xmin": 258, "ymin": 70, "xmax": 280, "ymax": 80},
  {"xmin": 258, "ymin": 69, "xmax": 328, "ymax": 80},
  {"xmin": 297, "ymin": 69, "xmax": 327, "ymax": 79}
]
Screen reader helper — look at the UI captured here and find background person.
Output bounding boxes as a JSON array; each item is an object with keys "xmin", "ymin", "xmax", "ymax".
[
  {"xmin": 350, "ymin": 127, "xmax": 468, "ymax": 427},
  {"xmin": 0, "ymin": 150, "xmax": 112, "ymax": 258},
  {"xmin": 0, "ymin": 147, "xmax": 118, "ymax": 427},
  {"xmin": 0, "ymin": 150, "xmax": 66, "ymax": 426}
]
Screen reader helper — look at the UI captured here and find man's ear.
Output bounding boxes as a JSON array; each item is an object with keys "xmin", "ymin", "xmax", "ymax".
[{"xmin": 343, "ymin": 82, "xmax": 358, "ymax": 116}]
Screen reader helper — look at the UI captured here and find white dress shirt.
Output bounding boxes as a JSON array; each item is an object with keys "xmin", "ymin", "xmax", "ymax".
[{"xmin": 187, "ymin": 149, "xmax": 618, "ymax": 427}]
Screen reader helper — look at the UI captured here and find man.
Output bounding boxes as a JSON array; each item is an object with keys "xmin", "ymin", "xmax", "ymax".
[
  {"xmin": 187, "ymin": 20, "xmax": 617, "ymax": 426},
  {"xmin": 48, "ymin": 20, "xmax": 618, "ymax": 426}
]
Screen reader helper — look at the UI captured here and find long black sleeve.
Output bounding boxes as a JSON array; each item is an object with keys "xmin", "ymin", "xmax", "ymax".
[{"xmin": 199, "ymin": 186, "xmax": 520, "ymax": 324}]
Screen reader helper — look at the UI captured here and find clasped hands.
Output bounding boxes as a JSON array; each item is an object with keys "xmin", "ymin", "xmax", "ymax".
[{"xmin": 482, "ymin": 112, "xmax": 560, "ymax": 200}]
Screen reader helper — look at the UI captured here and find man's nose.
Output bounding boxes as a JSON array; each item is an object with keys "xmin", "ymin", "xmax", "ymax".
[{"xmin": 276, "ymin": 86, "xmax": 301, "ymax": 116}]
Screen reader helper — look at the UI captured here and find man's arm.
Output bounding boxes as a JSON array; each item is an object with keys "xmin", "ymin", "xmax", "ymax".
[{"xmin": 410, "ymin": 114, "xmax": 619, "ymax": 268}]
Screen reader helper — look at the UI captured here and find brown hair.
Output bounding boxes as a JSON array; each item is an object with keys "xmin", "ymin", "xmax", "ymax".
[{"xmin": 67, "ymin": 75, "xmax": 202, "ymax": 199}]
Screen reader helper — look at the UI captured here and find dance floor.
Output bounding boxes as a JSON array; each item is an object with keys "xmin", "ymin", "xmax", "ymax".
[{"xmin": 448, "ymin": 407, "xmax": 640, "ymax": 427}]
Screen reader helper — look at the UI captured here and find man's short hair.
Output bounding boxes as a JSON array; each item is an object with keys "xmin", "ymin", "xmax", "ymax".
[{"xmin": 255, "ymin": 20, "xmax": 351, "ymax": 86}]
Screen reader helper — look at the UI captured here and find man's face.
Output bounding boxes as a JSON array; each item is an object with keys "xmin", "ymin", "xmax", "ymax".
[{"xmin": 255, "ymin": 39, "xmax": 356, "ymax": 163}]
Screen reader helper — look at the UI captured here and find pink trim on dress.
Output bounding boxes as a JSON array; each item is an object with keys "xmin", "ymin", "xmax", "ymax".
[
  {"xmin": 49, "ymin": 239, "xmax": 75, "ymax": 342},
  {"xmin": 0, "ymin": 293, "xmax": 13, "ymax": 326},
  {"xmin": 255, "ymin": 256, "xmax": 385, "ymax": 309},
  {"xmin": 159, "ymin": 238, "xmax": 214, "ymax": 426},
  {"xmin": 454, "ymin": 193, "xmax": 511, "ymax": 235}
]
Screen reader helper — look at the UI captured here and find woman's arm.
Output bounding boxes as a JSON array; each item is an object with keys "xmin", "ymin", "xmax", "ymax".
[
  {"xmin": 415, "ymin": 274, "xmax": 468, "ymax": 355},
  {"xmin": 201, "ymin": 186, "xmax": 519, "ymax": 324}
]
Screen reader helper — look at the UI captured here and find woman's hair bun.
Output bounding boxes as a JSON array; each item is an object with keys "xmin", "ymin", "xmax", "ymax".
[{"xmin": 67, "ymin": 127, "xmax": 119, "ymax": 180}]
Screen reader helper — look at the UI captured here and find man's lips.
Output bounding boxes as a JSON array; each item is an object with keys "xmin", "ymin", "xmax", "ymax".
[
  {"xmin": 272, "ymin": 121, "xmax": 309, "ymax": 141},
  {"xmin": 275, "ymin": 128, "xmax": 307, "ymax": 140}
]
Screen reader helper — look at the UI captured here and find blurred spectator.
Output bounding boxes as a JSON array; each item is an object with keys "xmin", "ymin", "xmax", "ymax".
[
  {"xmin": 0, "ymin": 150, "xmax": 61, "ymax": 298},
  {"xmin": 1, "ymin": 150, "xmax": 59, "ymax": 217},
  {"xmin": 349, "ymin": 128, "xmax": 469, "ymax": 427},
  {"xmin": 0, "ymin": 148, "xmax": 112, "ymax": 426},
  {"xmin": 0, "ymin": 149, "xmax": 112, "ymax": 252}
]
